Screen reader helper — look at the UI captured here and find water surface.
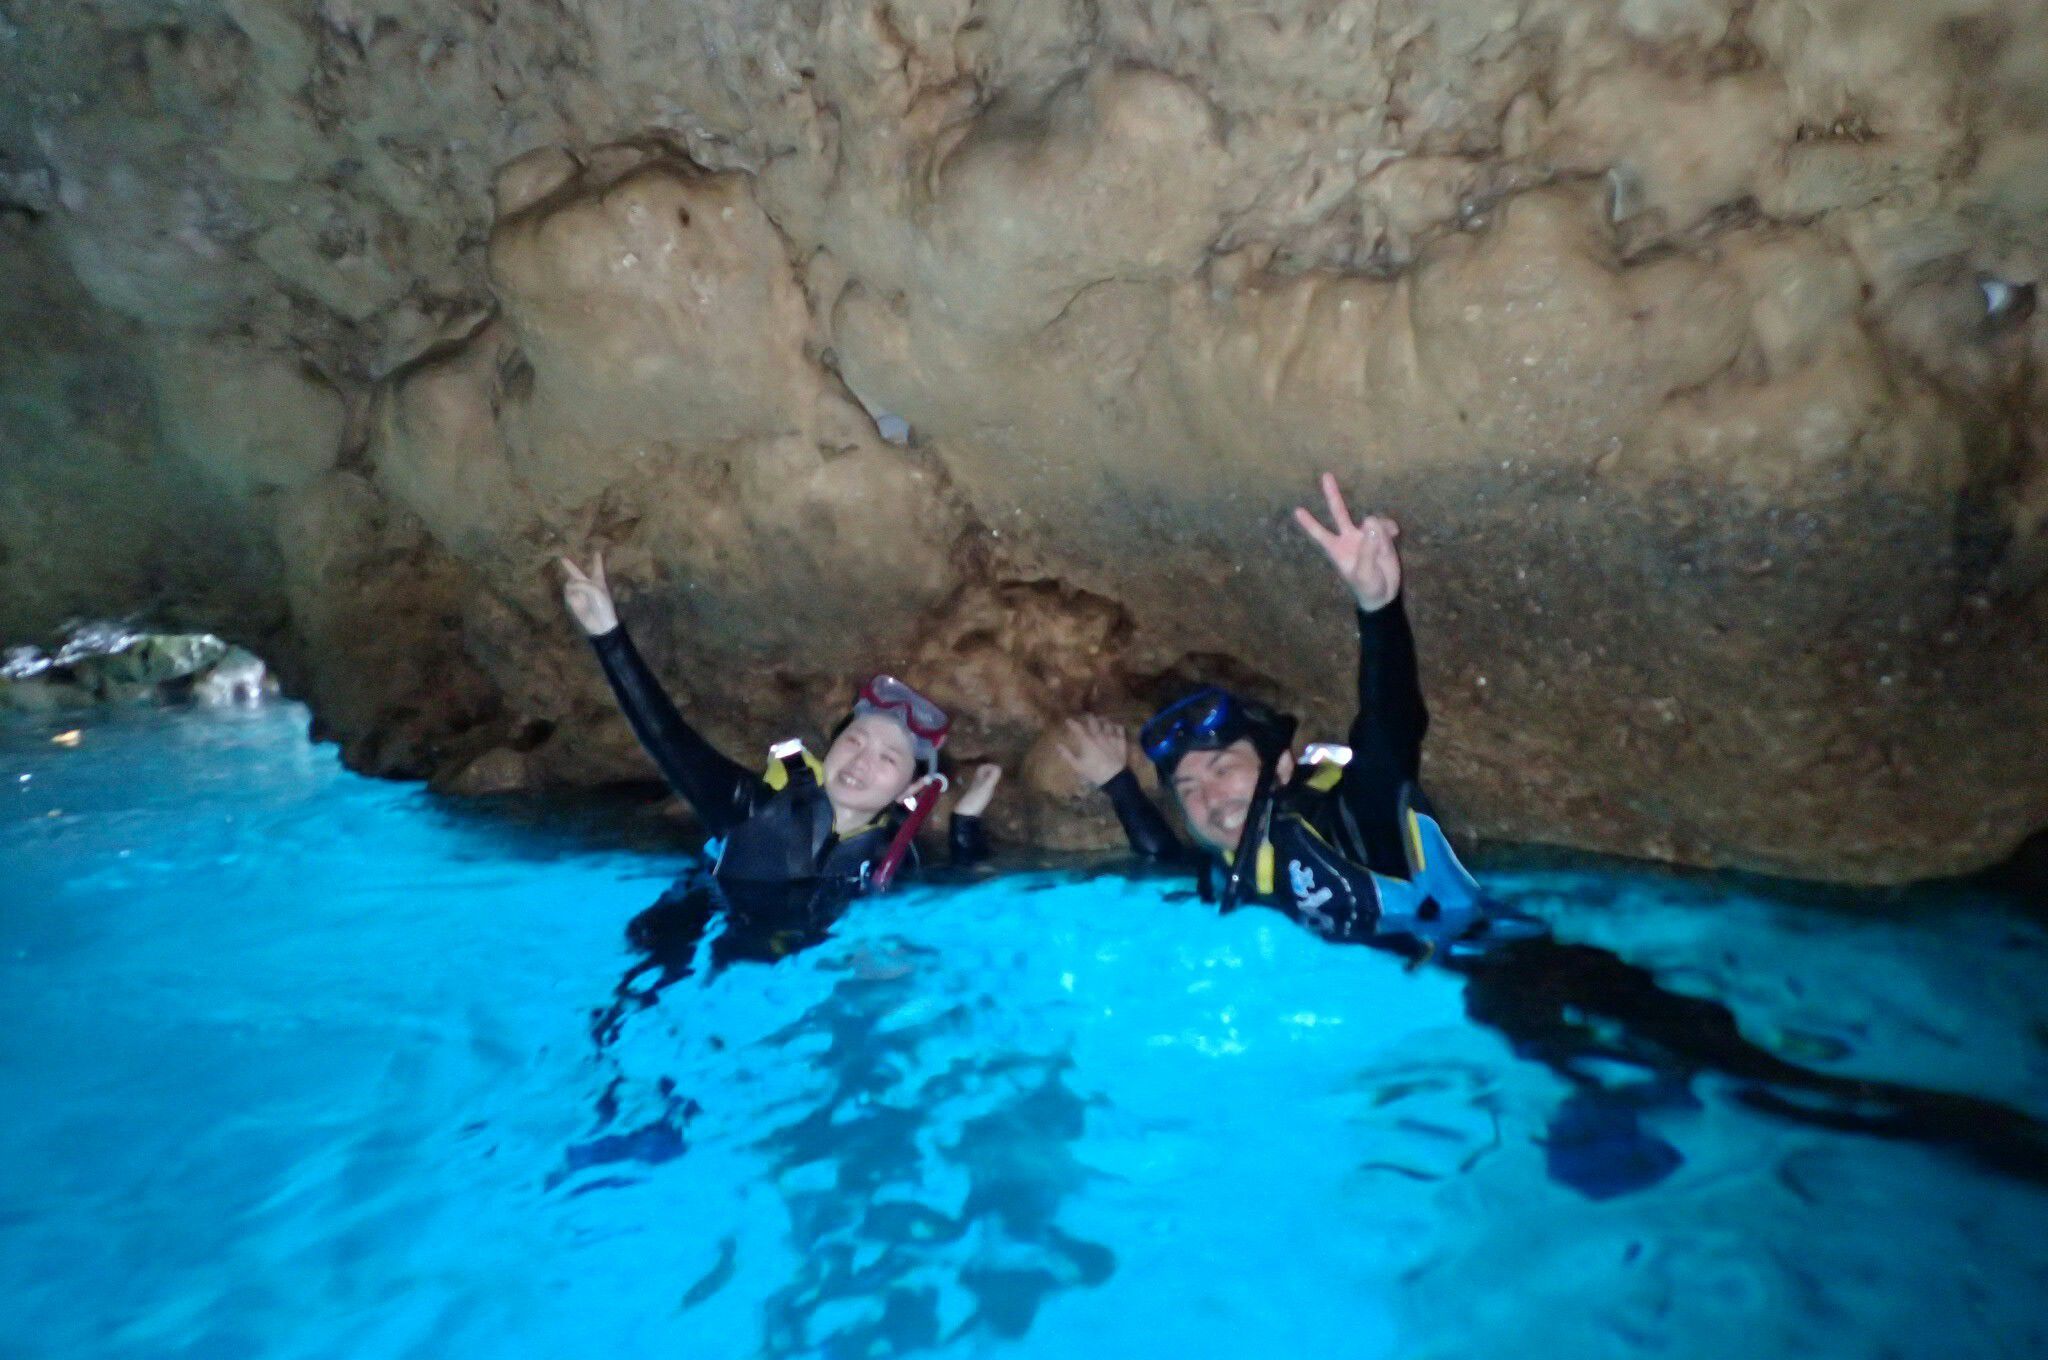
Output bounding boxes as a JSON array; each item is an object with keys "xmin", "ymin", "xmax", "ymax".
[{"xmin": 2, "ymin": 705, "xmax": 2043, "ymax": 1359}]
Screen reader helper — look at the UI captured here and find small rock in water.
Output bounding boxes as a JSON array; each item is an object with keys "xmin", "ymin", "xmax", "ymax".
[{"xmin": 191, "ymin": 646, "xmax": 278, "ymax": 707}]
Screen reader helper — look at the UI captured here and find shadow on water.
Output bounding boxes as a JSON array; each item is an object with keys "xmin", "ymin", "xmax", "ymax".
[
  {"xmin": 1443, "ymin": 934, "xmax": 2048, "ymax": 1197},
  {"xmin": 529, "ymin": 810, "xmax": 2043, "ymax": 1347},
  {"xmin": 750, "ymin": 969, "xmax": 1113, "ymax": 1355},
  {"xmin": 546, "ymin": 869, "xmax": 852, "ymax": 1193},
  {"xmin": 553, "ymin": 866, "xmax": 1117, "ymax": 1354}
]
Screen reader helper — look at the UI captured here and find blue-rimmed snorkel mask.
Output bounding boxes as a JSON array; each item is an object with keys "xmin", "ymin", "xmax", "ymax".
[{"xmin": 1141, "ymin": 686, "xmax": 1297, "ymax": 781}]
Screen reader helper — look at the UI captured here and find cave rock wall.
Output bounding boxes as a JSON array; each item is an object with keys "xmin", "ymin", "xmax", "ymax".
[{"xmin": 2, "ymin": 0, "xmax": 2045, "ymax": 881}]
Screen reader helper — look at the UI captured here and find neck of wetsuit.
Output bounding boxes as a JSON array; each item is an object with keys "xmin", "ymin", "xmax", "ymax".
[{"xmin": 831, "ymin": 800, "xmax": 879, "ymax": 837}]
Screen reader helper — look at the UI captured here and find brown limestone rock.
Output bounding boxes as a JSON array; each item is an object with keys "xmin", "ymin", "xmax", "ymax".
[{"xmin": 0, "ymin": 0, "xmax": 2043, "ymax": 882}]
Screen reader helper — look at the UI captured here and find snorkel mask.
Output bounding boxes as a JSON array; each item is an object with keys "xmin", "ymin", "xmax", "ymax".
[
  {"xmin": 853, "ymin": 673, "xmax": 951, "ymax": 774},
  {"xmin": 1140, "ymin": 686, "xmax": 1296, "ymax": 780}
]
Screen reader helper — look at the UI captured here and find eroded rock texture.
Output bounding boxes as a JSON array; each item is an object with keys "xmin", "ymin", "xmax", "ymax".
[{"xmin": 2, "ymin": 0, "xmax": 2044, "ymax": 881}]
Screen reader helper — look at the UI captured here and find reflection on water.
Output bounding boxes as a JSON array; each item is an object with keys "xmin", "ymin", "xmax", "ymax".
[
  {"xmin": 3, "ymin": 705, "xmax": 2045, "ymax": 1360},
  {"xmin": 755, "ymin": 969, "xmax": 1112, "ymax": 1354},
  {"xmin": 574, "ymin": 870, "xmax": 1116, "ymax": 1356}
]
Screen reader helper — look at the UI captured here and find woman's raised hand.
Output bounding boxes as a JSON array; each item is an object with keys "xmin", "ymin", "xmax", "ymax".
[
  {"xmin": 559, "ymin": 552, "xmax": 620, "ymax": 636},
  {"xmin": 1292, "ymin": 471, "xmax": 1402, "ymax": 613},
  {"xmin": 1054, "ymin": 715, "xmax": 1130, "ymax": 788},
  {"xmin": 954, "ymin": 763, "xmax": 1004, "ymax": 818}
]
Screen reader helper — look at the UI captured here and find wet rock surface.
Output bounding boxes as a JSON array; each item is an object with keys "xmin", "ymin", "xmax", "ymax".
[
  {"xmin": 1, "ymin": 626, "xmax": 275, "ymax": 709},
  {"xmin": 0, "ymin": 0, "xmax": 2043, "ymax": 881}
]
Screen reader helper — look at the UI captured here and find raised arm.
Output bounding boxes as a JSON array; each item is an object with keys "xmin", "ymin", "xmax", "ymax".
[
  {"xmin": 1056, "ymin": 716, "xmax": 1187, "ymax": 860},
  {"xmin": 1349, "ymin": 596, "xmax": 1426, "ymax": 788},
  {"xmin": 561, "ymin": 554, "xmax": 759, "ymax": 835},
  {"xmin": 1292, "ymin": 473, "xmax": 1427, "ymax": 874}
]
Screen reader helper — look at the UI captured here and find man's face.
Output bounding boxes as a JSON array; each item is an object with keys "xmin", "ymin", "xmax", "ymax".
[
  {"xmin": 822, "ymin": 714, "xmax": 919, "ymax": 821},
  {"xmin": 1170, "ymin": 739, "xmax": 1293, "ymax": 852}
]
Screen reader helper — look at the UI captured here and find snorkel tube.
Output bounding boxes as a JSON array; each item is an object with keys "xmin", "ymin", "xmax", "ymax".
[
  {"xmin": 1215, "ymin": 712, "xmax": 1297, "ymax": 915},
  {"xmin": 1216, "ymin": 761, "xmax": 1276, "ymax": 914},
  {"xmin": 869, "ymin": 774, "xmax": 946, "ymax": 891}
]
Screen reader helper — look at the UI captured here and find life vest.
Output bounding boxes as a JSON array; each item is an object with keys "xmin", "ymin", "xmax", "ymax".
[
  {"xmin": 1221, "ymin": 763, "xmax": 1534, "ymax": 951},
  {"xmin": 710, "ymin": 743, "xmax": 911, "ymax": 888},
  {"xmin": 1212, "ymin": 758, "xmax": 1345, "ymax": 907}
]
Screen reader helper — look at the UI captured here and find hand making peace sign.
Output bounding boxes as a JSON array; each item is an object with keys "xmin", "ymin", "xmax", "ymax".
[
  {"xmin": 1292, "ymin": 471, "xmax": 1402, "ymax": 613},
  {"xmin": 559, "ymin": 551, "xmax": 620, "ymax": 636}
]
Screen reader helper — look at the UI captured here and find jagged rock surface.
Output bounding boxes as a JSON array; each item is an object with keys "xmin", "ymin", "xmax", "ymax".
[{"xmin": 1, "ymin": 0, "xmax": 2043, "ymax": 881}]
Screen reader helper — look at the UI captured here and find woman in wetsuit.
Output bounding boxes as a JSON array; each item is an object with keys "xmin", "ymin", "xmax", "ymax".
[
  {"xmin": 561, "ymin": 551, "xmax": 1000, "ymax": 888},
  {"xmin": 563, "ymin": 552, "xmax": 1003, "ymax": 1042}
]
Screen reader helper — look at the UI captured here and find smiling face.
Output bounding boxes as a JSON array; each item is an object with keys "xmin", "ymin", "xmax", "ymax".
[
  {"xmin": 820, "ymin": 713, "xmax": 920, "ymax": 822},
  {"xmin": 1170, "ymin": 739, "xmax": 1296, "ymax": 853}
]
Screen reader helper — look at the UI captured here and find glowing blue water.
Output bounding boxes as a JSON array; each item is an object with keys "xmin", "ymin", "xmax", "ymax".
[{"xmin": 2, "ymin": 705, "xmax": 2044, "ymax": 1359}]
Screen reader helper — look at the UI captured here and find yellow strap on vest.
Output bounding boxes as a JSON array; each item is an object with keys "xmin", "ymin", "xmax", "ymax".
[
  {"xmin": 1222, "ymin": 833, "xmax": 1279, "ymax": 895},
  {"xmin": 1404, "ymin": 807, "xmax": 1428, "ymax": 872},
  {"xmin": 1306, "ymin": 762, "xmax": 1345, "ymax": 793},
  {"xmin": 762, "ymin": 741, "xmax": 825, "ymax": 792}
]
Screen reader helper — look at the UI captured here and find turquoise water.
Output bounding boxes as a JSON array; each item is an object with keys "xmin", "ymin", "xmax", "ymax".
[{"xmin": 1, "ymin": 705, "xmax": 2044, "ymax": 1359}]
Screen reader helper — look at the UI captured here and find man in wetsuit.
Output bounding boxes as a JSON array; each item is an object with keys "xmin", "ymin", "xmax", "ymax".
[
  {"xmin": 1059, "ymin": 472, "xmax": 1491, "ymax": 949},
  {"xmin": 1058, "ymin": 474, "xmax": 2048, "ymax": 1197}
]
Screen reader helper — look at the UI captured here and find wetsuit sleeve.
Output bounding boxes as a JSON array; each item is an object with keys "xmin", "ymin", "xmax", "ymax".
[
  {"xmin": 1101, "ymin": 769, "xmax": 1188, "ymax": 860},
  {"xmin": 949, "ymin": 813, "xmax": 991, "ymax": 865},
  {"xmin": 1340, "ymin": 595, "xmax": 1428, "ymax": 874},
  {"xmin": 586, "ymin": 625, "xmax": 759, "ymax": 835}
]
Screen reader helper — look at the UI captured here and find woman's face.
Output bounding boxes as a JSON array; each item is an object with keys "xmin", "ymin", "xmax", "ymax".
[{"xmin": 821, "ymin": 714, "xmax": 919, "ymax": 821}]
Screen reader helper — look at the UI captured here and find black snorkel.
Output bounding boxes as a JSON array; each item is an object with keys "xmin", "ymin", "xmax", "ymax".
[{"xmin": 1215, "ymin": 712, "xmax": 1297, "ymax": 914}]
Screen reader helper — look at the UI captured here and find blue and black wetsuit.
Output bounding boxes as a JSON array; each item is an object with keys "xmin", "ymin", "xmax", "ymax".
[
  {"xmin": 1105, "ymin": 601, "xmax": 2048, "ymax": 1196},
  {"xmin": 588, "ymin": 623, "xmax": 988, "ymax": 887},
  {"xmin": 1105, "ymin": 597, "xmax": 1438, "ymax": 943}
]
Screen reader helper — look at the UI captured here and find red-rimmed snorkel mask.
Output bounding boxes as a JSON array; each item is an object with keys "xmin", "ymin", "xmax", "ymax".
[
  {"xmin": 850, "ymin": 674, "xmax": 951, "ymax": 892},
  {"xmin": 853, "ymin": 674, "xmax": 950, "ymax": 773}
]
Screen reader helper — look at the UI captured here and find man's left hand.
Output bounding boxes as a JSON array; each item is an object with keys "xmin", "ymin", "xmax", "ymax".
[{"xmin": 1293, "ymin": 471, "xmax": 1402, "ymax": 612}]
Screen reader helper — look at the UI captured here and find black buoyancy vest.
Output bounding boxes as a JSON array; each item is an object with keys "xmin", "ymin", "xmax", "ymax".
[
  {"xmin": 711, "ymin": 752, "xmax": 909, "ymax": 889},
  {"xmin": 1212, "ymin": 760, "xmax": 1385, "ymax": 938},
  {"xmin": 1260, "ymin": 812, "xmax": 1385, "ymax": 940}
]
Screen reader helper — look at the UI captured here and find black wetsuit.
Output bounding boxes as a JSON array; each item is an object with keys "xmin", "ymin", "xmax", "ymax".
[
  {"xmin": 584, "ymin": 624, "xmax": 991, "ymax": 1046},
  {"xmin": 588, "ymin": 624, "xmax": 987, "ymax": 887},
  {"xmin": 1104, "ymin": 598, "xmax": 1429, "ymax": 941},
  {"xmin": 1105, "ymin": 599, "xmax": 2048, "ymax": 1195}
]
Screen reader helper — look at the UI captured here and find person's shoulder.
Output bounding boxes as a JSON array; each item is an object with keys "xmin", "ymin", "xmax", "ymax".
[
  {"xmin": 1279, "ymin": 767, "xmax": 1355, "ymax": 849},
  {"xmin": 1280, "ymin": 760, "xmax": 1347, "ymax": 813}
]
